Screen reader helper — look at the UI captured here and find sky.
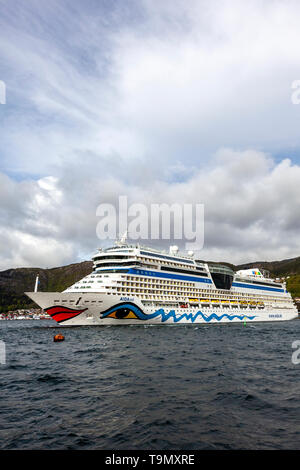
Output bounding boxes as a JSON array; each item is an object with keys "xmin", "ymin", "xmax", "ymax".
[{"xmin": 1, "ymin": 0, "xmax": 300, "ymax": 269}]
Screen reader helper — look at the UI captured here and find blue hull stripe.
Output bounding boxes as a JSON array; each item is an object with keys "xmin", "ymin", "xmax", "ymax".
[
  {"xmin": 94, "ymin": 267, "xmax": 283, "ymax": 292},
  {"xmin": 128, "ymin": 268, "xmax": 212, "ymax": 284},
  {"xmin": 232, "ymin": 282, "xmax": 284, "ymax": 293}
]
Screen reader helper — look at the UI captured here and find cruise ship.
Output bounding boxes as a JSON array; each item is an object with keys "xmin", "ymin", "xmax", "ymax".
[{"xmin": 26, "ymin": 241, "xmax": 298, "ymax": 325}]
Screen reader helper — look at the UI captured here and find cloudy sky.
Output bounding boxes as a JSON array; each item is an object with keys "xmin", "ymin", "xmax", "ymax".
[{"xmin": 1, "ymin": 0, "xmax": 300, "ymax": 269}]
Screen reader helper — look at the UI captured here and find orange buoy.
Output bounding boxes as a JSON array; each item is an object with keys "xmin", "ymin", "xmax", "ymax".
[{"xmin": 53, "ymin": 334, "xmax": 65, "ymax": 342}]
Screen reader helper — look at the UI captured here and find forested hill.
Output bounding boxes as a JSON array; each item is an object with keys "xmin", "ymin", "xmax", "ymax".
[
  {"xmin": 234, "ymin": 257, "xmax": 300, "ymax": 298},
  {"xmin": 0, "ymin": 261, "xmax": 93, "ymax": 312},
  {"xmin": 235, "ymin": 257, "xmax": 300, "ymax": 277}
]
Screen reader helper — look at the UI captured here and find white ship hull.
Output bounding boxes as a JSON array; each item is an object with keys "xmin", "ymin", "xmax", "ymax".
[{"xmin": 25, "ymin": 292, "xmax": 299, "ymax": 326}]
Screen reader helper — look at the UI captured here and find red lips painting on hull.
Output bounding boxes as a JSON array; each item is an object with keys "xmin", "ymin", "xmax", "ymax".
[{"xmin": 45, "ymin": 305, "xmax": 88, "ymax": 323}]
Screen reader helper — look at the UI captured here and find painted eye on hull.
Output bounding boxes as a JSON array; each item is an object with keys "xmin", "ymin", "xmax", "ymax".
[
  {"xmin": 101, "ymin": 303, "xmax": 146, "ymax": 320},
  {"xmin": 106, "ymin": 308, "xmax": 139, "ymax": 319}
]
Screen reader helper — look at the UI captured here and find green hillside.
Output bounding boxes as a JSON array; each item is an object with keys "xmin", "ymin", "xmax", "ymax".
[{"xmin": 286, "ymin": 275, "xmax": 300, "ymax": 298}]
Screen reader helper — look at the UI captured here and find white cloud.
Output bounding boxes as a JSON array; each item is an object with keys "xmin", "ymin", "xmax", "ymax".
[
  {"xmin": 0, "ymin": 149, "xmax": 300, "ymax": 269},
  {"xmin": 1, "ymin": 0, "xmax": 300, "ymax": 175},
  {"xmin": 1, "ymin": 1, "xmax": 300, "ymax": 268}
]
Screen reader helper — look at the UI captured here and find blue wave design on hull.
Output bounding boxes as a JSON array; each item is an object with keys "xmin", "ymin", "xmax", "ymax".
[
  {"xmin": 148, "ymin": 309, "xmax": 256, "ymax": 323},
  {"xmin": 101, "ymin": 303, "xmax": 256, "ymax": 323}
]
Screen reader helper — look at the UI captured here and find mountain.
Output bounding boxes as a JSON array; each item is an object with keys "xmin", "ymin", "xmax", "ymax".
[
  {"xmin": 0, "ymin": 256, "xmax": 300, "ymax": 312},
  {"xmin": 234, "ymin": 257, "xmax": 300, "ymax": 298},
  {"xmin": 209, "ymin": 257, "xmax": 300, "ymax": 298},
  {"xmin": 0, "ymin": 261, "xmax": 93, "ymax": 313},
  {"xmin": 235, "ymin": 257, "xmax": 300, "ymax": 277}
]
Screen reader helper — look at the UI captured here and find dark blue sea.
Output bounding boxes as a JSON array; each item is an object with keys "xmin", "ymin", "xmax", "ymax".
[{"xmin": 0, "ymin": 319, "xmax": 300, "ymax": 450}]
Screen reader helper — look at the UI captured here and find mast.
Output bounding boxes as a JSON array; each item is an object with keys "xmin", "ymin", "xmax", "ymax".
[
  {"xmin": 115, "ymin": 230, "xmax": 128, "ymax": 246},
  {"xmin": 34, "ymin": 275, "xmax": 39, "ymax": 293}
]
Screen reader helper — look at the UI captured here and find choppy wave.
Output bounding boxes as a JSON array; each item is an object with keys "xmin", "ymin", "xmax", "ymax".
[{"xmin": 0, "ymin": 319, "xmax": 300, "ymax": 449}]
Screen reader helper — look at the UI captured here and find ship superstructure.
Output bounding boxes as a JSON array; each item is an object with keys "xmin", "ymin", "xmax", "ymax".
[{"xmin": 26, "ymin": 242, "xmax": 298, "ymax": 325}]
